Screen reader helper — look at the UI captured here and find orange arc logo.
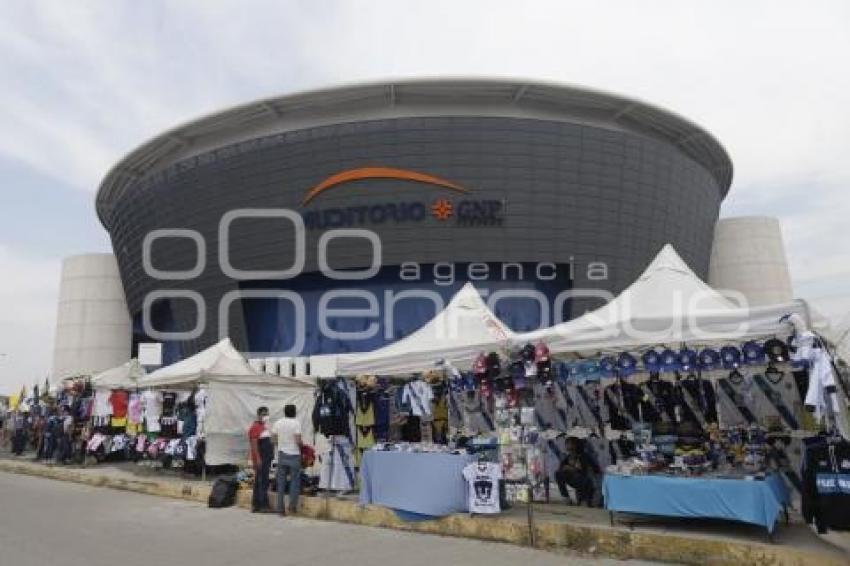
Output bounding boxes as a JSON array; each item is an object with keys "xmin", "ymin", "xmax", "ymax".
[{"xmin": 301, "ymin": 167, "xmax": 469, "ymax": 206}]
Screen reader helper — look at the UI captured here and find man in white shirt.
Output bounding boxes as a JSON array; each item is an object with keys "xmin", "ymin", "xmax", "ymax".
[{"xmin": 273, "ymin": 404, "xmax": 303, "ymax": 515}]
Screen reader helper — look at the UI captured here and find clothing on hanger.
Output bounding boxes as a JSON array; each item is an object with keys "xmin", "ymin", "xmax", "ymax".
[{"xmin": 801, "ymin": 435, "xmax": 850, "ymax": 533}]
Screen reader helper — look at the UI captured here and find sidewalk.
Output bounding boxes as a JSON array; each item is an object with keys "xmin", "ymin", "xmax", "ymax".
[{"xmin": 1, "ymin": 454, "xmax": 847, "ymax": 566}]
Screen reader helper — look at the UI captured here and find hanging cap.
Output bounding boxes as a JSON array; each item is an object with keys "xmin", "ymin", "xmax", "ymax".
[
  {"xmin": 510, "ymin": 360, "xmax": 524, "ymax": 380},
  {"xmin": 642, "ymin": 349, "xmax": 662, "ymax": 373},
  {"xmin": 534, "ymin": 342, "xmax": 551, "ymax": 363},
  {"xmin": 698, "ymin": 348, "xmax": 721, "ymax": 370},
  {"xmin": 742, "ymin": 341, "xmax": 766, "ymax": 365},
  {"xmin": 472, "ymin": 353, "xmax": 487, "ymax": 375},
  {"xmin": 763, "ymin": 338, "xmax": 790, "ymax": 363},
  {"xmin": 599, "ymin": 356, "xmax": 617, "ymax": 377},
  {"xmin": 617, "ymin": 352, "xmax": 638, "ymax": 376},
  {"xmin": 578, "ymin": 360, "xmax": 600, "ymax": 379},
  {"xmin": 720, "ymin": 345, "xmax": 742, "ymax": 369},
  {"xmin": 660, "ymin": 349, "xmax": 681, "ymax": 373},
  {"xmin": 678, "ymin": 348, "xmax": 699, "ymax": 371}
]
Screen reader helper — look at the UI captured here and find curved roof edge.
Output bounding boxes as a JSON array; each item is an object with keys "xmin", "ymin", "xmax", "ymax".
[{"xmin": 95, "ymin": 77, "xmax": 734, "ymax": 229}]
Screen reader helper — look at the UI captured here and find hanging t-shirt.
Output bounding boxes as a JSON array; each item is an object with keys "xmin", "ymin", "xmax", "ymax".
[
  {"xmin": 355, "ymin": 391, "xmax": 376, "ymax": 426},
  {"xmin": 312, "ymin": 381, "xmax": 353, "ymax": 438},
  {"xmin": 93, "ymin": 390, "xmax": 112, "ymax": 418},
  {"xmin": 109, "ymin": 390, "xmax": 129, "ymax": 419},
  {"xmin": 127, "ymin": 393, "xmax": 143, "ymax": 425},
  {"xmin": 142, "ymin": 390, "xmax": 163, "ymax": 433},
  {"xmin": 195, "ymin": 388, "xmax": 208, "ymax": 434},
  {"xmin": 161, "ymin": 392, "xmax": 177, "ymax": 416},
  {"xmin": 463, "ymin": 461, "xmax": 502, "ymax": 514},
  {"xmin": 402, "ymin": 380, "xmax": 434, "ymax": 418}
]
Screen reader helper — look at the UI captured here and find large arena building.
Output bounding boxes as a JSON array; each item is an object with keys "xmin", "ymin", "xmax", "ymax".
[{"xmin": 53, "ymin": 79, "xmax": 795, "ymax": 375}]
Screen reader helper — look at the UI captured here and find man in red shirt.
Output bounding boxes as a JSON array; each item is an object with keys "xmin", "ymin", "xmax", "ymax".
[{"xmin": 248, "ymin": 406, "xmax": 273, "ymax": 512}]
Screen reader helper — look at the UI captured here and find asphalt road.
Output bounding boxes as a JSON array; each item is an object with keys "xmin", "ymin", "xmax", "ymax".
[{"xmin": 0, "ymin": 471, "xmax": 661, "ymax": 566}]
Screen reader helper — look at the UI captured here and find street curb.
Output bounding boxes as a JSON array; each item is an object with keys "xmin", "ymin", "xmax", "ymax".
[{"xmin": 0, "ymin": 460, "xmax": 844, "ymax": 566}]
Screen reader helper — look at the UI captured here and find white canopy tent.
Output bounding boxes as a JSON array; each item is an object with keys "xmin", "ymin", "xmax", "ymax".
[
  {"xmin": 337, "ymin": 282, "xmax": 514, "ymax": 375},
  {"xmin": 513, "ymin": 244, "xmax": 814, "ymax": 355},
  {"xmin": 203, "ymin": 374, "xmax": 318, "ymax": 466},
  {"xmin": 90, "ymin": 359, "xmax": 146, "ymax": 390},
  {"xmin": 139, "ymin": 338, "xmax": 259, "ymax": 388},
  {"xmin": 137, "ymin": 338, "xmax": 319, "ymax": 466}
]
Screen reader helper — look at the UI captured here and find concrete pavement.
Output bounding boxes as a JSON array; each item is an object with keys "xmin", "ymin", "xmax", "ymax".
[
  {"xmin": 0, "ymin": 471, "xmax": 656, "ymax": 566},
  {"xmin": 1, "ymin": 456, "xmax": 848, "ymax": 565}
]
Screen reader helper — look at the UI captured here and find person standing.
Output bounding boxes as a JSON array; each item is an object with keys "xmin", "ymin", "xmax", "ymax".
[
  {"xmin": 11, "ymin": 410, "xmax": 28, "ymax": 456},
  {"xmin": 42, "ymin": 408, "xmax": 58, "ymax": 461},
  {"xmin": 247, "ymin": 406, "xmax": 274, "ymax": 513},
  {"xmin": 33, "ymin": 410, "xmax": 46, "ymax": 460},
  {"xmin": 57, "ymin": 406, "xmax": 74, "ymax": 465},
  {"xmin": 273, "ymin": 404, "xmax": 303, "ymax": 515}
]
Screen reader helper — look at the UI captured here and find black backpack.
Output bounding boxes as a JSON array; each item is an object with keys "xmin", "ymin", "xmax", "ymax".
[{"xmin": 208, "ymin": 475, "xmax": 239, "ymax": 508}]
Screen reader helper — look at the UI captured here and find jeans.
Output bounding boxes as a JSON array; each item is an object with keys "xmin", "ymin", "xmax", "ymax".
[
  {"xmin": 276, "ymin": 452, "xmax": 301, "ymax": 514},
  {"xmin": 252, "ymin": 455, "xmax": 272, "ymax": 510},
  {"xmin": 56, "ymin": 434, "xmax": 71, "ymax": 464},
  {"xmin": 44, "ymin": 433, "xmax": 55, "ymax": 460}
]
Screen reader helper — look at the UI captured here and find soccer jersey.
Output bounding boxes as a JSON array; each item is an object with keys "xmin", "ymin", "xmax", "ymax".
[
  {"xmin": 109, "ymin": 390, "xmax": 129, "ymax": 419},
  {"xmin": 463, "ymin": 461, "xmax": 502, "ymax": 514}
]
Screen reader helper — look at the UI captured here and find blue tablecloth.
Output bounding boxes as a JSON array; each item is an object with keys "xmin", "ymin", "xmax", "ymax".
[
  {"xmin": 359, "ymin": 451, "xmax": 475, "ymax": 516},
  {"xmin": 603, "ymin": 473, "xmax": 790, "ymax": 533}
]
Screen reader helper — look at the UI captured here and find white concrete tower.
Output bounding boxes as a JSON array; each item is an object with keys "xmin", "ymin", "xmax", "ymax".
[
  {"xmin": 709, "ymin": 216, "xmax": 794, "ymax": 307},
  {"xmin": 51, "ymin": 253, "xmax": 131, "ymax": 378}
]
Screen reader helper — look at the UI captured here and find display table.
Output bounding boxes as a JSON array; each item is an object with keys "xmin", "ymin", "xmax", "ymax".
[
  {"xmin": 602, "ymin": 473, "xmax": 790, "ymax": 535},
  {"xmin": 359, "ymin": 451, "xmax": 475, "ymax": 517}
]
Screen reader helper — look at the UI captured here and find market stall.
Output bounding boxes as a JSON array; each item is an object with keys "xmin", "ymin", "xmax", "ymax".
[
  {"xmin": 503, "ymin": 245, "xmax": 849, "ymax": 534},
  {"xmin": 603, "ymin": 472, "xmax": 790, "ymax": 535},
  {"xmin": 335, "ymin": 245, "xmax": 849, "ymax": 534},
  {"xmin": 335, "ymin": 284, "xmax": 523, "ymax": 515},
  {"xmin": 204, "ymin": 374, "xmax": 316, "ymax": 466},
  {"xmin": 140, "ymin": 338, "xmax": 319, "ymax": 467}
]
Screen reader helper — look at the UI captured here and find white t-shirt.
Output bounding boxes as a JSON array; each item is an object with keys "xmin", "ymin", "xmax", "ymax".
[
  {"xmin": 142, "ymin": 390, "xmax": 162, "ymax": 433},
  {"xmin": 793, "ymin": 332, "xmax": 839, "ymax": 420},
  {"xmin": 142, "ymin": 390, "xmax": 162, "ymax": 419},
  {"xmin": 273, "ymin": 417, "xmax": 302, "ymax": 456},
  {"xmin": 93, "ymin": 390, "xmax": 113, "ymax": 417},
  {"xmin": 463, "ymin": 461, "xmax": 502, "ymax": 514}
]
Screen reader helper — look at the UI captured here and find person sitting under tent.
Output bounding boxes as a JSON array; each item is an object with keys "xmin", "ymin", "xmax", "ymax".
[{"xmin": 554, "ymin": 436, "xmax": 599, "ymax": 506}]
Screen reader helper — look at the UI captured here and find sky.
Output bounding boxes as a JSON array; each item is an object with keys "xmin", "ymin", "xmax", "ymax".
[{"xmin": 0, "ymin": 1, "xmax": 848, "ymax": 393}]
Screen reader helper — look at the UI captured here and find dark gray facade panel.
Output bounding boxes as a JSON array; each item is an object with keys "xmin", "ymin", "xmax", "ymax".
[{"xmin": 106, "ymin": 116, "xmax": 723, "ymax": 354}]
